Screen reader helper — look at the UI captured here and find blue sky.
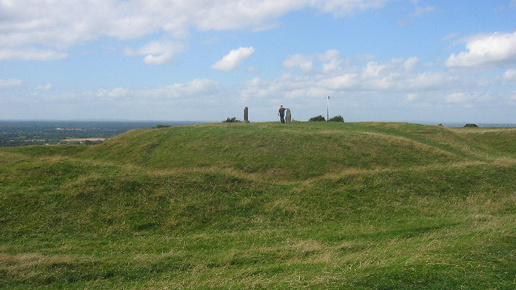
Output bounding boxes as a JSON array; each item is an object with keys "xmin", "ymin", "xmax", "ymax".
[{"xmin": 1, "ymin": 0, "xmax": 515, "ymax": 123}]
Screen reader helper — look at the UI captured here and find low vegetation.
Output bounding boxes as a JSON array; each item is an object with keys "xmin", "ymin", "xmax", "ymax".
[
  {"xmin": 328, "ymin": 115, "xmax": 345, "ymax": 122},
  {"xmin": 1, "ymin": 122, "xmax": 515, "ymax": 288},
  {"xmin": 223, "ymin": 117, "xmax": 241, "ymax": 123},
  {"xmin": 309, "ymin": 115, "xmax": 326, "ymax": 121}
]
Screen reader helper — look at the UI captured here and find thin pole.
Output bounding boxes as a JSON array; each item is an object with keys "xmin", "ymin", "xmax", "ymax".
[{"xmin": 326, "ymin": 96, "xmax": 330, "ymax": 122}]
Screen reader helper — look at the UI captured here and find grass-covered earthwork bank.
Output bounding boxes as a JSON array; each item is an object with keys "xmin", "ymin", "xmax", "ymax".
[{"xmin": 1, "ymin": 122, "xmax": 515, "ymax": 288}]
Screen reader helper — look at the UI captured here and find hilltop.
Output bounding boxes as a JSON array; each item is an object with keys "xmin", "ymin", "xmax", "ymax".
[
  {"xmin": 1, "ymin": 122, "xmax": 515, "ymax": 288},
  {"xmin": 79, "ymin": 122, "xmax": 515, "ymax": 179}
]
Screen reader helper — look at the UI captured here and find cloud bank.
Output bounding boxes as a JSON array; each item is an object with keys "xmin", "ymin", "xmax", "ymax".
[{"xmin": 0, "ymin": 0, "xmax": 389, "ymax": 62}]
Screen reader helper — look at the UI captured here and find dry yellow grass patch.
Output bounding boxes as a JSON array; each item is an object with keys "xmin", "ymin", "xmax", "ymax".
[{"xmin": 0, "ymin": 253, "xmax": 75, "ymax": 277}]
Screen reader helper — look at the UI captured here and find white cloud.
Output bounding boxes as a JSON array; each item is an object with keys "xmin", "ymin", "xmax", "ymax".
[
  {"xmin": 0, "ymin": 48, "xmax": 67, "ymax": 61},
  {"xmin": 240, "ymin": 74, "xmax": 333, "ymax": 106},
  {"xmin": 317, "ymin": 74, "xmax": 359, "ymax": 90},
  {"xmin": 406, "ymin": 93, "xmax": 417, "ymax": 102},
  {"xmin": 0, "ymin": 0, "xmax": 389, "ymax": 61},
  {"xmin": 313, "ymin": 0, "xmax": 388, "ymax": 16},
  {"xmin": 3, "ymin": 47, "xmax": 512, "ymax": 122},
  {"xmin": 250, "ymin": 53, "xmax": 457, "ymax": 98},
  {"xmin": 95, "ymin": 88, "xmax": 129, "ymax": 101},
  {"xmin": 399, "ymin": 0, "xmax": 434, "ymax": 27},
  {"xmin": 504, "ymin": 69, "xmax": 516, "ymax": 81},
  {"xmin": 126, "ymin": 40, "xmax": 185, "ymax": 65},
  {"xmin": 443, "ymin": 33, "xmax": 459, "ymax": 41},
  {"xmin": 0, "ymin": 79, "xmax": 23, "ymax": 88},
  {"xmin": 283, "ymin": 54, "xmax": 314, "ymax": 73},
  {"xmin": 361, "ymin": 61, "xmax": 386, "ymax": 79},
  {"xmin": 2, "ymin": 78, "xmax": 226, "ymax": 121},
  {"xmin": 413, "ymin": 5, "xmax": 434, "ymax": 17},
  {"xmin": 164, "ymin": 79, "xmax": 223, "ymax": 98},
  {"xmin": 403, "ymin": 57, "xmax": 419, "ymax": 71},
  {"xmin": 446, "ymin": 92, "xmax": 467, "ymax": 103},
  {"xmin": 94, "ymin": 79, "xmax": 223, "ymax": 101},
  {"xmin": 402, "ymin": 72, "xmax": 453, "ymax": 91},
  {"xmin": 238, "ymin": 53, "xmax": 471, "ymax": 119},
  {"xmin": 319, "ymin": 50, "xmax": 343, "ymax": 73},
  {"xmin": 283, "ymin": 50, "xmax": 346, "ymax": 74},
  {"xmin": 108, "ymin": 87, "xmax": 129, "ymax": 98},
  {"xmin": 245, "ymin": 55, "xmax": 445, "ymax": 98},
  {"xmin": 36, "ymin": 83, "xmax": 53, "ymax": 90},
  {"xmin": 190, "ymin": 0, "xmax": 389, "ymax": 30},
  {"xmin": 446, "ymin": 31, "xmax": 516, "ymax": 67},
  {"xmin": 0, "ymin": 1, "xmax": 115, "ymax": 51},
  {"xmin": 212, "ymin": 47, "xmax": 255, "ymax": 71}
]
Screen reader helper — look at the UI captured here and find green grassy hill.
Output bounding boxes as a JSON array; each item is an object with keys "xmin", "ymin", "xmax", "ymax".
[{"xmin": 1, "ymin": 122, "xmax": 515, "ymax": 288}]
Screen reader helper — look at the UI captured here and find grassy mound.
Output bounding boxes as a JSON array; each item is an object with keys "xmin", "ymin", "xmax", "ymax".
[
  {"xmin": 79, "ymin": 122, "xmax": 496, "ymax": 179},
  {"xmin": 1, "ymin": 122, "xmax": 515, "ymax": 288}
]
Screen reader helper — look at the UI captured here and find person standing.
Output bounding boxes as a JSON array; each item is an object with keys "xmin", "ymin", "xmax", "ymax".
[{"xmin": 278, "ymin": 105, "xmax": 286, "ymax": 123}]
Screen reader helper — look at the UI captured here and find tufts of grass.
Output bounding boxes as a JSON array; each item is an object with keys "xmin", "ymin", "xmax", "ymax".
[{"xmin": 1, "ymin": 122, "xmax": 515, "ymax": 288}]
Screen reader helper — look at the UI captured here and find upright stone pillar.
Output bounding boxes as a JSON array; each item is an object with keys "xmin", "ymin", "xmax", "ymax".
[
  {"xmin": 244, "ymin": 107, "xmax": 249, "ymax": 123},
  {"xmin": 286, "ymin": 108, "xmax": 291, "ymax": 124}
]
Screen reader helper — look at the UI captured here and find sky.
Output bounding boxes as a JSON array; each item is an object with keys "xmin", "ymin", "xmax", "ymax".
[{"xmin": 1, "ymin": 0, "xmax": 516, "ymax": 123}]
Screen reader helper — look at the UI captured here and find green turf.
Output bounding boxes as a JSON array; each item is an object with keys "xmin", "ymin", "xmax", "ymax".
[{"xmin": 1, "ymin": 122, "xmax": 515, "ymax": 288}]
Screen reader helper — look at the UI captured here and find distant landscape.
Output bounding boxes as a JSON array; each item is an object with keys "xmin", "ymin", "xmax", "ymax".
[
  {"xmin": 1, "ymin": 121, "xmax": 515, "ymax": 288},
  {"xmin": 0, "ymin": 121, "xmax": 201, "ymax": 147}
]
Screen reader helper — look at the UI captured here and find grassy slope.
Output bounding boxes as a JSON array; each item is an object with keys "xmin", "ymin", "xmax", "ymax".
[{"xmin": 1, "ymin": 122, "xmax": 515, "ymax": 288}]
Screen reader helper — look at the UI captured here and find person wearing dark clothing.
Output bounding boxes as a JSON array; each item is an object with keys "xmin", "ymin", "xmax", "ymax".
[{"xmin": 278, "ymin": 105, "xmax": 286, "ymax": 123}]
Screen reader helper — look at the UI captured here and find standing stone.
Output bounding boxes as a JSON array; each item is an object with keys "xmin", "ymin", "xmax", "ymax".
[
  {"xmin": 286, "ymin": 108, "xmax": 291, "ymax": 124},
  {"xmin": 244, "ymin": 107, "xmax": 249, "ymax": 123}
]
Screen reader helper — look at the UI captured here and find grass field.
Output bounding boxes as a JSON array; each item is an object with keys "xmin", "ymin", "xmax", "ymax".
[{"xmin": 1, "ymin": 122, "xmax": 515, "ymax": 288}]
